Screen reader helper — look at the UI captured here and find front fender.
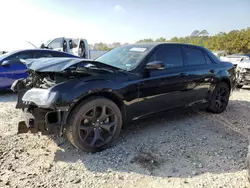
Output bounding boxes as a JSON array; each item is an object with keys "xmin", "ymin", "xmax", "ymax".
[{"xmin": 51, "ymin": 79, "xmax": 123, "ymax": 108}]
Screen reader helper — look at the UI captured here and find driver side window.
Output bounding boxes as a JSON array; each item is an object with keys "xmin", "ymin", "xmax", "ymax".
[
  {"xmin": 6, "ymin": 52, "xmax": 32, "ymax": 63},
  {"xmin": 149, "ymin": 46, "xmax": 184, "ymax": 68}
]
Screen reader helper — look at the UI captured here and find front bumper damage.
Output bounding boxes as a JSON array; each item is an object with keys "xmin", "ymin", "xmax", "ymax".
[
  {"xmin": 237, "ymin": 69, "xmax": 250, "ymax": 85},
  {"xmin": 18, "ymin": 108, "xmax": 68, "ymax": 135},
  {"xmin": 12, "ymin": 79, "xmax": 70, "ymax": 136},
  {"xmin": 15, "ymin": 88, "xmax": 69, "ymax": 136}
]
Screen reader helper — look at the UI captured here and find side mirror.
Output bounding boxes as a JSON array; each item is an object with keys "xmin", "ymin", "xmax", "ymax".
[
  {"xmin": 146, "ymin": 61, "xmax": 165, "ymax": 70},
  {"xmin": 1, "ymin": 60, "xmax": 10, "ymax": 66}
]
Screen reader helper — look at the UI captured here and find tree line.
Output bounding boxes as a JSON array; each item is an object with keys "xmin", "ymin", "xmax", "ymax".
[{"xmin": 91, "ymin": 27, "xmax": 250, "ymax": 55}]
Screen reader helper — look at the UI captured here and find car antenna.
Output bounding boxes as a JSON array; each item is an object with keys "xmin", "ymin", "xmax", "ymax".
[{"xmin": 26, "ymin": 41, "xmax": 37, "ymax": 48}]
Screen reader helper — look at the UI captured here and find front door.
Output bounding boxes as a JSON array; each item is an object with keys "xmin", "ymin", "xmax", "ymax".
[{"xmin": 133, "ymin": 45, "xmax": 189, "ymax": 118}]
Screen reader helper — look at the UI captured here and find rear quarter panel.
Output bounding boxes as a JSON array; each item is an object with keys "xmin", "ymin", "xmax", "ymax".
[{"xmin": 215, "ymin": 61, "xmax": 236, "ymax": 92}]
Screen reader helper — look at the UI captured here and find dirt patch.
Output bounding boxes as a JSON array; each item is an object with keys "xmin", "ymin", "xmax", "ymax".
[{"xmin": 131, "ymin": 150, "xmax": 164, "ymax": 173}]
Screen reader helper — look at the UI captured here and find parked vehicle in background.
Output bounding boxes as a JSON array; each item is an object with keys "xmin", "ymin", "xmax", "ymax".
[
  {"xmin": 220, "ymin": 54, "xmax": 250, "ymax": 67},
  {"xmin": 12, "ymin": 43, "xmax": 236, "ymax": 152},
  {"xmin": 40, "ymin": 37, "xmax": 108, "ymax": 59},
  {"xmin": 236, "ymin": 59, "xmax": 250, "ymax": 88},
  {"xmin": 0, "ymin": 49, "xmax": 79, "ymax": 90}
]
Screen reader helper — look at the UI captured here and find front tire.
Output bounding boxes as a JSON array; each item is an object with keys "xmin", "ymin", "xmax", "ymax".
[
  {"xmin": 207, "ymin": 82, "xmax": 230, "ymax": 113},
  {"xmin": 65, "ymin": 97, "xmax": 122, "ymax": 152}
]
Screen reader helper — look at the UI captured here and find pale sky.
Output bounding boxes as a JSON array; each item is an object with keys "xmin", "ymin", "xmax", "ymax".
[{"xmin": 0, "ymin": 0, "xmax": 249, "ymax": 51}]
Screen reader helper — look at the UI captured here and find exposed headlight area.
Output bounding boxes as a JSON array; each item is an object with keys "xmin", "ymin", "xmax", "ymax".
[{"xmin": 22, "ymin": 88, "xmax": 58, "ymax": 108}]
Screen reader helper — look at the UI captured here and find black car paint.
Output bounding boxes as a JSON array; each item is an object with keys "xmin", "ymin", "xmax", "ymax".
[
  {"xmin": 24, "ymin": 57, "xmax": 120, "ymax": 72},
  {"xmin": 15, "ymin": 43, "xmax": 236, "ymax": 135},
  {"xmin": 49, "ymin": 44, "xmax": 234, "ymax": 117}
]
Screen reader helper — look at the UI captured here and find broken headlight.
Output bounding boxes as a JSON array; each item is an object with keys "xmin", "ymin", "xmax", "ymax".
[{"xmin": 22, "ymin": 88, "xmax": 58, "ymax": 107}]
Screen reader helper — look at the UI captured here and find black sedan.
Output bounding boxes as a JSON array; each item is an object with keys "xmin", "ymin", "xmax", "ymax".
[{"xmin": 12, "ymin": 43, "xmax": 236, "ymax": 152}]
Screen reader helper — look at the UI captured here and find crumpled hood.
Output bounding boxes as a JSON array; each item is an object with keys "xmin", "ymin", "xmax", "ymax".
[
  {"xmin": 23, "ymin": 57, "xmax": 118, "ymax": 72},
  {"xmin": 238, "ymin": 61, "xmax": 250, "ymax": 69},
  {"xmin": 23, "ymin": 58, "xmax": 94, "ymax": 72}
]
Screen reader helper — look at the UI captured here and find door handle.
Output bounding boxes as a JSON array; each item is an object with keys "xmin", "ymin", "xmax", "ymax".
[{"xmin": 209, "ymin": 69, "xmax": 215, "ymax": 73}]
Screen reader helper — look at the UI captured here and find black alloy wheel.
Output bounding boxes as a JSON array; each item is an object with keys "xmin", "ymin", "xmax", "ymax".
[
  {"xmin": 78, "ymin": 105, "xmax": 117, "ymax": 147},
  {"xmin": 207, "ymin": 82, "xmax": 230, "ymax": 113},
  {"xmin": 214, "ymin": 86, "xmax": 229, "ymax": 111},
  {"xmin": 66, "ymin": 97, "xmax": 122, "ymax": 152}
]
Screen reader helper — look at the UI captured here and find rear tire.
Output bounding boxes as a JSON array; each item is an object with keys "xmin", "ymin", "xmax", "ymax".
[
  {"xmin": 65, "ymin": 97, "xmax": 122, "ymax": 152},
  {"xmin": 207, "ymin": 82, "xmax": 230, "ymax": 113}
]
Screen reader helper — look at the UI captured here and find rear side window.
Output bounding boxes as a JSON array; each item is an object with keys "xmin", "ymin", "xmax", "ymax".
[
  {"xmin": 6, "ymin": 52, "xmax": 33, "ymax": 63},
  {"xmin": 15, "ymin": 52, "xmax": 33, "ymax": 59},
  {"xmin": 33, "ymin": 51, "xmax": 53, "ymax": 58},
  {"xmin": 204, "ymin": 53, "xmax": 213, "ymax": 64},
  {"xmin": 149, "ymin": 46, "xmax": 184, "ymax": 68},
  {"xmin": 183, "ymin": 47, "xmax": 206, "ymax": 65}
]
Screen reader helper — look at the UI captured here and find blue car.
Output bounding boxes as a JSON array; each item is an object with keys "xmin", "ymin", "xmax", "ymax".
[{"xmin": 0, "ymin": 49, "xmax": 79, "ymax": 90}]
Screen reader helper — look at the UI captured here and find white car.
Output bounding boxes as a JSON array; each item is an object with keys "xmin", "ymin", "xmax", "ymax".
[
  {"xmin": 220, "ymin": 54, "xmax": 250, "ymax": 67},
  {"xmin": 40, "ymin": 37, "xmax": 108, "ymax": 60},
  {"xmin": 236, "ymin": 59, "xmax": 250, "ymax": 88}
]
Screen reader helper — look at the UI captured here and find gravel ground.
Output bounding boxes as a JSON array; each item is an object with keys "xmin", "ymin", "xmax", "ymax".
[{"xmin": 0, "ymin": 87, "xmax": 250, "ymax": 188}]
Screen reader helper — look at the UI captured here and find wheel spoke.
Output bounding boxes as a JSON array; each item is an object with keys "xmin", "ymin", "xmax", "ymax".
[
  {"xmin": 215, "ymin": 100, "xmax": 221, "ymax": 109},
  {"xmin": 79, "ymin": 125, "xmax": 94, "ymax": 141},
  {"xmin": 100, "ymin": 122, "xmax": 116, "ymax": 133},
  {"xmin": 83, "ymin": 107, "xmax": 97, "ymax": 122},
  {"xmin": 90, "ymin": 128, "xmax": 104, "ymax": 146},
  {"xmin": 99, "ymin": 105, "xmax": 108, "ymax": 122}
]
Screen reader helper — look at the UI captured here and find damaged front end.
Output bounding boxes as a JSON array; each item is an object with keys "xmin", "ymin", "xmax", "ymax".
[
  {"xmin": 12, "ymin": 73, "xmax": 70, "ymax": 136},
  {"xmin": 237, "ymin": 67, "xmax": 250, "ymax": 85},
  {"xmin": 12, "ymin": 57, "xmax": 116, "ymax": 136}
]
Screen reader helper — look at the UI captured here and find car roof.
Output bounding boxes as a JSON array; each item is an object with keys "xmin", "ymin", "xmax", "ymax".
[
  {"xmin": 125, "ymin": 42, "xmax": 205, "ymax": 49},
  {"xmin": 11, "ymin": 49, "xmax": 67, "ymax": 53},
  {"xmin": 2, "ymin": 49, "xmax": 75, "ymax": 57},
  {"xmin": 0, "ymin": 49, "xmax": 76, "ymax": 61}
]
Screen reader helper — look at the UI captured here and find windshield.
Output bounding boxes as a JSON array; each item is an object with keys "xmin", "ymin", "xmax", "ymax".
[{"xmin": 95, "ymin": 45, "xmax": 152, "ymax": 71}]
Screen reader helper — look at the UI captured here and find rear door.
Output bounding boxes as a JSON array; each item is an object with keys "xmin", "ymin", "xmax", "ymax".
[{"xmin": 181, "ymin": 45, "xmax": 216, "ymax": 104}]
